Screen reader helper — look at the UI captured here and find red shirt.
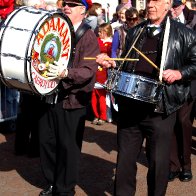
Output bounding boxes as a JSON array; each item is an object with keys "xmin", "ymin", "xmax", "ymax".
[
  {"xmin": 0, "ymin": 0, "xmax": 14, "ymax": 20},
  {"xmin": 96, "ymin": 37, "xmax": 112, "ymax": 84}
]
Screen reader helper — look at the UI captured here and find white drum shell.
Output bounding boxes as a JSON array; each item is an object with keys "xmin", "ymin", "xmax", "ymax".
[{"xmin": 0, "ymin": 8, "xmax": 48, "ymax": 87}]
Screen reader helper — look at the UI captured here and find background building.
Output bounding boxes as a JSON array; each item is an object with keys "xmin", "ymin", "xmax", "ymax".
[
  {"xmin": 92, "ymin": 0, "xmax": 146, "ymax": 22},
  {"xmin": 131, "ymin": 0, "xmax": 146, "ymax": 10},
  {"xmin": 92, "ymin": 0, "xmax": 119, "ymax": 21}
]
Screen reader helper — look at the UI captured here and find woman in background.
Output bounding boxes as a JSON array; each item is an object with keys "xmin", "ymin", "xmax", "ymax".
[
  {"xmin": 111, "ymin": 7, "xmax": 139, "ymax": 58},
  {"xmin": 84, "ymin": 2, "xmax": 104, "ymax": 32},
  {"xmin": 111, "ymin": 4, "xmax": 129, "ymax": 32}
]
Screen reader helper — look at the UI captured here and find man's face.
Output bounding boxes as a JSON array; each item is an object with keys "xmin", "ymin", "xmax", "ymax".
[
  {"xmin": 146, "ymin": 0, "xmax": 171, "ymax": 24},
  {"xmin": 126, "ymin": 14, "xmax": 139, "ymax": 28},
  {"xmin": 62, "ymin": 1, "xmax": 85, "ymax": 24},
  {"xmin": 170, "ymin": 4, "xmax": 185, "ymax": 18}
]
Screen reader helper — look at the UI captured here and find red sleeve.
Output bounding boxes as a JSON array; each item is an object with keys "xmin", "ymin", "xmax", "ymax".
[{"xmin": 0, "ymin": 0, "xmax": 14, "ymax": 19}]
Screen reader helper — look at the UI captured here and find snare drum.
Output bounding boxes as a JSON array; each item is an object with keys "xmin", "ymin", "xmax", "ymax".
[
  {"xmin": 0, "ymin": 6, "xmax": 74, "ymax": 95},
  {"xmin": 113, "ymin": 71, "xmax": 163, "ymax": 104}
]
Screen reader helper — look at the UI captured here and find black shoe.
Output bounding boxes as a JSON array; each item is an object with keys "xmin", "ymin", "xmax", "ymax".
[
  {"xmin": 14, "ymin": 147, "xmax": 27, "ymax": 156},
  {"xmin": 168, "ymin": 171, "xmax": 180, "ymax": 182},
  {"xmin": 179, "ymin": 170, "xmax": 193, "ymax": 182},
  {"xmin": 39, "ymin": 185, "xmax": 53, "ymax": 196},
  {"xmin": 14, "ymin": 150, "xmax": 26, "ymax": 156}
]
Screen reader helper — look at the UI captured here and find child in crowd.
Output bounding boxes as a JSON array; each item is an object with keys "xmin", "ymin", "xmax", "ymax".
[{"xmin": 91, "ymin": 23, "xmax": 113, "ymax": 125}]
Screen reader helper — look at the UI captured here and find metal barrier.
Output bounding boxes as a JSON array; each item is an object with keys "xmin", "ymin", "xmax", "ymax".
[{"xmin": 0, "ymin": 82, "xmax": 19, "ymax": 123}]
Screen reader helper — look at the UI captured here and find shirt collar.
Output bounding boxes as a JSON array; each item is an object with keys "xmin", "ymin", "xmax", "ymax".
[
  {"xmin": 74, "ymin": 21, "xmax": 82, "ymax": 32},
  {"xmin": 101, "ymin": 37, "xmax": 112, "ymax": 43},
  {"xmin": 147, "ymin": 23, "xmax": 162, "ymax": 36},
  {"xmin": 178, "ymin": 12, "xmax": 185, "ymax": 24}
]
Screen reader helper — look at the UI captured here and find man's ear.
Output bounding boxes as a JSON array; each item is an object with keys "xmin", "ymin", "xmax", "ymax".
[
  {"xmin": 81, "ymin": 6, "xmax": 86, "ymax": 15},
  {"xmin": 166, "ymin": 0, "xmax": 172, "ymax": 10}
]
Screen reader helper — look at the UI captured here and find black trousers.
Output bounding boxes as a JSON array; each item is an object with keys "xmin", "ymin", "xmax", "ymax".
[
  {"xmin": 15, "ymin": 93, "xmax": 43, "ymax": 156},
  {"xmin": 39, "ymin": 101, "xmax": 86, "ymax": 195},
  {"xmin": 170, "ymin": 99, "xmax": 195, "ymax": 172},
  {"xmin": 114, "ymin": 97, "xmax": 176, "ymax": 196}
]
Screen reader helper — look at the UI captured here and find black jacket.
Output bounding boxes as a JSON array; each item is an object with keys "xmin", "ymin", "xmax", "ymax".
[
  {"xmin": 183, "ymin": 6, "xmax": 196, "ymax": 98},
  {"xmin": 61, "ymin": 21, "xmax": 99, "ymax": 109},
  {"xmin": 183, "ymin": 5, "xmax": 196, "ymax": 30},
  {"xmin": 121, "ymin": 17, "xmax": 196, "ymax": 115}
]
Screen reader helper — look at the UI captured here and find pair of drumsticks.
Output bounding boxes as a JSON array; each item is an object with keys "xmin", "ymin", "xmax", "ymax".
[{"xmin": 84, "ymin": 46, "xmax": 160, "ymax": 71}]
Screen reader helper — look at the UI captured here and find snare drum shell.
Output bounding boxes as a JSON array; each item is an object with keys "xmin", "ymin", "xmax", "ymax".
[{"xmin": 114, "ymin": 72, "xmax": 162, "ymax": 104}]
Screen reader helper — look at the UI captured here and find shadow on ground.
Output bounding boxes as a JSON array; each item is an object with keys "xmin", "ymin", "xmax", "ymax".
[
  {"xmin": 0, "ymin": 125, "xmax": 117, "ymax": 195},
  {"xmin": 0, "ymin": 130, "xmax": 46, "ymax": 189},
  {"xmin": 84, "ymin": 125, "xmax": 148, "ymax": 168},
  {"xmin": 192, "ymin": 127, "xmax": 196, "ymax": 155},
  {"xmin": 79, "ymin": 153, "xmax": 115, "ymax": 195},
  {"xmin": 83, "ymin": 126, "xmax": 117, "ymax": 154},
  {"xmin": 0, "ymin": 122, "xmax": 195, "ymax": 195}
]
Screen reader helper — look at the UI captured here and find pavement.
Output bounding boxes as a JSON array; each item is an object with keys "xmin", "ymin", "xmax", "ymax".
[{"xmin": 0, "ymin": 119, "xmax": 196, "ymax": 196}]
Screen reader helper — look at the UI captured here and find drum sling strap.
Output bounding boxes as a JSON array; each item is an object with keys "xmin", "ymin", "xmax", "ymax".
[{"xmin": 75, "ymin": 23, "xmax": 91, "ymax": 44}]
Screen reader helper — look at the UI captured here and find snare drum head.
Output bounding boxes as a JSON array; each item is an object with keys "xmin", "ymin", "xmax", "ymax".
[{"xmin": 29, "ymin": 10, "xmax": 75, "ymax": 95}]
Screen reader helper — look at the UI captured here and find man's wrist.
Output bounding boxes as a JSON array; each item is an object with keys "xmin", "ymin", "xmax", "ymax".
[{"xmin": 59, "ymin": 68, "xmax": 68, "ymax": 79}]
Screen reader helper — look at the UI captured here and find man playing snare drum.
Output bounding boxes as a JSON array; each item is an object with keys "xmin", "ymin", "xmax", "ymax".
[
  {"xmin": 38, "ymin": 0, "xmax": 99, "ymax": 195},
  {"xmin": 96, "ymin": 0, "xmax": 196, "ymax": 195}
]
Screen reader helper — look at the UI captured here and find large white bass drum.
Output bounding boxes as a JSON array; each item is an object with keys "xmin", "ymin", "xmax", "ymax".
[{"xmin": 0, "ymin": 6, "xmax": 74, "ymax": 95}]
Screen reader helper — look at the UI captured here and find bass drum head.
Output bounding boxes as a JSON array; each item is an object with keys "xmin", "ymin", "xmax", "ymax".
[{"xmin": 28, "ymin": 9, "xmax": 75, "ymax": 95}]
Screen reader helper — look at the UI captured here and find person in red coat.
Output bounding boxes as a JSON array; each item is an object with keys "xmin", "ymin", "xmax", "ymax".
[
  {"xmin": 91, "ymin": 23, "xmax": 113, "ymax": 125},
  {"xmin": 0, "ymin": 0, "xmax": 14, "ymax": 22}
]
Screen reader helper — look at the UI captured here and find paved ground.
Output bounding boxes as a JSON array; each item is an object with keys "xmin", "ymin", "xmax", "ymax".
[{"xmin": 0, "ymin": 119, "xmax": 196, "ymax": 196}]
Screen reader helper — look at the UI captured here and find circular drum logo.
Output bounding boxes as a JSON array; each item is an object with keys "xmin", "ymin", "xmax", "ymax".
[
  {"xmin": 31, "ymin": 15, "xmax": 72, "ymax": 95},
  {"xmin": 40, "ymin": 35, "xmax": 61, "ymax": 64}
]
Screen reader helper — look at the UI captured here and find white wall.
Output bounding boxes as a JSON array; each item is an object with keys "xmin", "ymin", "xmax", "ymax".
[{"xmin": 136, "ymin": 0, "xmax": 146, "ymax": 10}]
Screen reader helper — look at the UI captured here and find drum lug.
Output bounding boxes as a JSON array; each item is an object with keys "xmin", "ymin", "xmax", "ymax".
[
  {"xmin": 34, "ymin": 30, "xmax": 39, "ymax": 36},
  {"xmin": 27, "ymin": 56, "xmax": 31, "ymax": 62}
]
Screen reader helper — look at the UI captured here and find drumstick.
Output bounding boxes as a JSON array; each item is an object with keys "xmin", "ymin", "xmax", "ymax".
[
  {"xmin": 133, "ymin": 46, "xmax": 160, "ymax": 71},
  {"xmin": 84, "ymin": 57, "xmax": 139, "ymax": 61}
]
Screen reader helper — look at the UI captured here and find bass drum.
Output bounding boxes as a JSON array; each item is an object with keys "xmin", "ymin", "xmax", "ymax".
[{"xmin": 0, "ymin": 6, "xmax": 74, "ymax": 95}]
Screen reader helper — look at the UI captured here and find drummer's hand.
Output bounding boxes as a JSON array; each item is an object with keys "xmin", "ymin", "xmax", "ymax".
[
  {"xmin": 162, "ymin": 69, "xmax": 182, "ymax": 84},
  {"xmin": 96, "ymin": 53, "xmax": 116, "ymax": 69},
  {"xmin": 47, "ymin": 61, "xmax": 68, "ymax": 80}
]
